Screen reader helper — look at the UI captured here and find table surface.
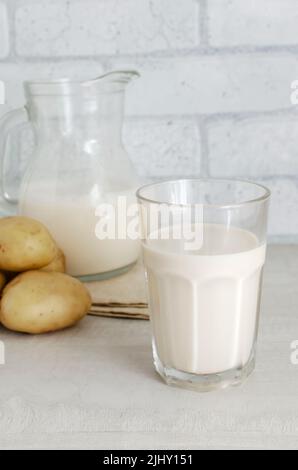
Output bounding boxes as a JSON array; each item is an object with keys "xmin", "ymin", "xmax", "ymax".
[{"xmin": 0, "ymin": 245, "xmax": 298, "ymax": 450}]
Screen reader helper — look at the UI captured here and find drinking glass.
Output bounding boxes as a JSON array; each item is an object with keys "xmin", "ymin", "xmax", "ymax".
[{"xmin": 137, "ymin": 179, "xmax": 271, "ymax": 392}]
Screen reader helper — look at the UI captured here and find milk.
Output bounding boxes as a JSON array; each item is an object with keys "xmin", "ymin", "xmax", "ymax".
[
  {"xmin": 143, "ymin": 224, "xmax": 266, "ymax": 375},
  {"xmin": 20, "ymin": 192, "xmax": 140, "ymax": 277}
]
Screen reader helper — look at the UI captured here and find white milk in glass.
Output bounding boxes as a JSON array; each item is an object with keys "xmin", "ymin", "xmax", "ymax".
[
  {"xmin": 20, "ymin": 191, "xmax": 140, "ymax": 277},
  {"xmin": 143, "ymin": 224, "xmax": 266, "ymax": 375}
]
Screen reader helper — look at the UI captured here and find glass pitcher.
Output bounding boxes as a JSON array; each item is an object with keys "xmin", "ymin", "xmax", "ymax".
[{"xmin": 0, "ymin": 71, "xmax": 141, "ymax": 281}]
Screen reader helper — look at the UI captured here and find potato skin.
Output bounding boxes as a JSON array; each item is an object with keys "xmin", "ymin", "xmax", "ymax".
[
  {"xmin": 0, "ymin": 271, "xmax": 92, "ymax": 334},
  {"xmin": 40, "ymin": 249, "xmax": 66, "ymax": 273},
  {"xmin": 0, "ymin": 217, "xmax": 57, "ymax": 272}
]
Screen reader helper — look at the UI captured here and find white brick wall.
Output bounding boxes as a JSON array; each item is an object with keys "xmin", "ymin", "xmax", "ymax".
[
  {"xmin": 265, "ymin": 179, "xmax": 298, "ymax": 237},
  {"xmin": 16, "ymin": 0, "xmax": 200, "ymax": 56},
  {"xmin": 208, "ymin": 117, "xmax": 298, "ymax": 177},
  {"xmin": 124, "ymin": 119, "xmax": 201, "ymax": 178},
  {"xmin": 0, "ymin": 0, "xmax": 297, "ymax": 240},
  {"xmin": 115, "ymin": 55, "xmax": 298, "ymax": 116},
  {"xmin": 0, "ymin": 3, "xmax": 9, "ymax": 59},
  {"xmin": 208, "ymin": 0, "xmax": 298, "ymax": 47}
]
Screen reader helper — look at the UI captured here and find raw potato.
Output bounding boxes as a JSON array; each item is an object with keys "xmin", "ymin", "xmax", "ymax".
[
  {"xmin": 40, "ymin": 249, "xmax": 66, "ymax": 273},
  {"xmin": 0, "ymin": 272, "xmax": 5, "ymax": 292},
  {"xmin": 0, "ymin": 271, "xmax": 92, "ymax": 334},
  {"xmin": 0, "ymin": 217, "xmax": 58, "ymax": 272}
]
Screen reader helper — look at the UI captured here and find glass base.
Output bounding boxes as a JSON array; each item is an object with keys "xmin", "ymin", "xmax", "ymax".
[
  {"xmin": 153, "ymin": 349, "xmax": 256, "ymax": 393},
  {"xmin": 76, "ymin": 261, "xmax": 137, "ymax": 283}
]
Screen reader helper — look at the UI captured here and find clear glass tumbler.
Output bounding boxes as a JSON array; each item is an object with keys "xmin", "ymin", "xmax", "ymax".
[{"xmin": 137, "ymin": 179, "xmax": 271, "ymax": 392}]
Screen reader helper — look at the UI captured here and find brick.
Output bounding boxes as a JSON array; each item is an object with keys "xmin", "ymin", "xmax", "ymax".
[
  {"xmin": 264, "ymin": 179, "xmax": 298, "ymax": 237},
  {"xmin": 208, "ymin": 0, "xmax": 298, "ymax": 47},
  {"xmin": 0, "ymin": 2, "xmax": 9, "ymax": 59},
  {"xmin": 113, "ymin": 55, "xmax": 298, "ymax": 116},
  {"xmin": 208, "ymin": 116, "xmax": 298, "ymax": 178},
  {"xmin": 124, "ymin": 119, "xmax": 201, "ymax": 178},
  {"xmin": 15, "ymin": 0, "xmax": 200, "ymax": 57}
]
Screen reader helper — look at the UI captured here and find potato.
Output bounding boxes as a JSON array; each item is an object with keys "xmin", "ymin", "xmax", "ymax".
[
  {"xmin": 0, "ymin": 217, "xmax": 57, "ymax": 272},
  {"xmin": 40, "ymin": 249, "xmax": 66, "ymax": 273},
  {"xmin": 0, "ymin": 271, "xmax": 92, "ymax": 334},
  {"xmin": 0, "ymin": 272, "xmax": 6, "ymax": 292}
]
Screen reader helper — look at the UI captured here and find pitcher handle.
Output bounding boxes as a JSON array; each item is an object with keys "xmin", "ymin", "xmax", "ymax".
[{"xmin": 0, "ymin": 107, "xmax": 29, "ymax": 215}]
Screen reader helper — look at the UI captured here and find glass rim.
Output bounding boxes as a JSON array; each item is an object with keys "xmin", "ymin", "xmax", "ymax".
[
  {"xmin": 136, "ymin": 178, "xmax": 271, "ymax": 209},
  {"xmin": 23, "ymin": 70, "xmax": 140, "ymax": 96}
]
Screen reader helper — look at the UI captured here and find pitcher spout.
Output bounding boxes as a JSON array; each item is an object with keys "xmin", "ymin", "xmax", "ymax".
[{"xmin": 84, "ymin": 70, "xmax": 140, "ymax": 94}]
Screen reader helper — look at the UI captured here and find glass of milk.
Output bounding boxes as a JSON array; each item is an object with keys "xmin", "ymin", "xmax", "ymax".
[{"xmin": 137, "ymin": 179, "xmax": 271, "ymax": 392}]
